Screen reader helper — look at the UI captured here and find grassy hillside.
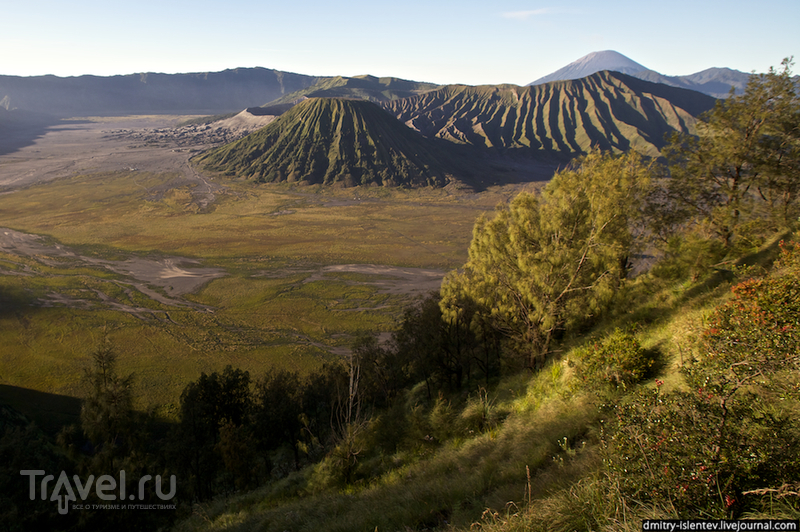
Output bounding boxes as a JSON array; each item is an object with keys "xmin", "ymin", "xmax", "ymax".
[
  {"xmin": 169, "ymin": 230, "xmax": 800, "ymax": 532},
  {"xmin": 385, "ymin": 71, "xmax": 716, "ymax": 158},
  {"xmin": 195, "ymin": 98, "xmax": 464, "ymax": 187}
]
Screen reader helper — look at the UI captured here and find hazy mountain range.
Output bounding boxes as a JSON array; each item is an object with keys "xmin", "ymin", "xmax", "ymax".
[
  {"xmin": 0, "ymin": 68, "xmax": 324, "ymax": 117},
  {"xmin": 0, "ymin": 51, "xmax": 750, "ymax": 118},
  {"xmin": 529, "ymin": 50, "xmax": 752, "ymax": 98}
]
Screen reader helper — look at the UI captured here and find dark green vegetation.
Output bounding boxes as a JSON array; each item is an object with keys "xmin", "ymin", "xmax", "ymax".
[
  {"xmin": 662, "ymin": 58, "xmax": 800, "ymax": 248},
  {"xmin": 386, "ymin": 71, "xmax": 716, "ymax": 158},
  {"xmin": 608, "ymin": 245, "xmax": 800, "ymax": 514},
  {"xmin": 440, "ymin": 150, "xmax": 652, "ymax": 367},
  {"xmin": 195, "ymin": 98, "xmax": 463, "ymax": 187}
]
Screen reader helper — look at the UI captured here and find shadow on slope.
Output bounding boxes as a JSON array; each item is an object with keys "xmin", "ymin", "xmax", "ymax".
[
  {"xmin": 0, "ymin": 385, "xmax": 82, "ymax": 435},
  {"xmin": 0, "ymin": 109, "xmax": 58, "ymax": 157}
]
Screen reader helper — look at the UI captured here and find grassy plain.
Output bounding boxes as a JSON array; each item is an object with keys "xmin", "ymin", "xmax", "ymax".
[
  {"xmin": 0, "ymin": 171, "xmax": 515, "ymax": 264},
  {"xmin": 0, "ymin": 170, "xmax": 539, "ymax": 417}
]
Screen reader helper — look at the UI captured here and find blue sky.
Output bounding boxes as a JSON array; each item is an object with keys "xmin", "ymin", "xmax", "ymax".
[{"xmin": 3, "ymin": 0, "xmax": 798, "ymax": 85}]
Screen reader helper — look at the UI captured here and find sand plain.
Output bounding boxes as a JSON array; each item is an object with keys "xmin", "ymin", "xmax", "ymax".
[{"xmin": 0, "ymin": 110, "xmax": 274, "ymax": 190}]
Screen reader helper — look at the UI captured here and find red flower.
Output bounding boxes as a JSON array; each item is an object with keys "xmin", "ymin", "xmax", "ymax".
[{"xmin": 725, "ymin": 494, "xmax": 736, "ymax": 508}]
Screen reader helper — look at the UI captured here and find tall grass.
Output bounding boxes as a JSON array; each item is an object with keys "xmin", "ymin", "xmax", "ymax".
[{"xmin": 172, "ymin": 357, "xmax": 607, "ymax": 531}]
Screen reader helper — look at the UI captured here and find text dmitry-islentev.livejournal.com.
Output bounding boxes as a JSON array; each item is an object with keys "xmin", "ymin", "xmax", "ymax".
[{"xmin": 642, "ymin": 520, "xmax": 799, "ymax": 532}]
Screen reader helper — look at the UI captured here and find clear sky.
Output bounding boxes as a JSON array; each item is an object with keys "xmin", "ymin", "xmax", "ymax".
[{"xmin": 3, "ymin": 0, "xmax": 798, "ymax": 86}]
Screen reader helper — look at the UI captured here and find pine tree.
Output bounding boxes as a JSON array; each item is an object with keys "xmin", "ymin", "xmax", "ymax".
[
  {"xmin": 663, "ymin": 58, "xmax": 799, "ymax": 245},
  {"xmin": 441, "ymin": 151, "xmax": 652, "ymax": 367},
  {"xmin": 80, "ymin": 339, "xmax": 134, "ymax": 469}
]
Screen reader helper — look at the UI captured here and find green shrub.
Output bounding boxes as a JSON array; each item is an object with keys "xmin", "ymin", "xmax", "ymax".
[
  {"xmin": 650, "ymin": 232, "xmax": 728, "ymax": 282},
  {"xmin": 698, "ymin": 241, "xmax": 800, "ymax": 396},
  {"xmin": 605, "ymin": 384, "xmax": 800, "ymax": 517},
  {"xmin": 427, "ymin": 394, "xmax": 458, "ymax": 443},
  {"xmin": 572, "ymin": 328, "xmax": 654, "ymax": 390},
  {"xmin": 604, "ymin": 241, "xmax": 800, "ymax": 517},
  {"xmin": 458, "ymin": 388, "xmax": 509, "ymax": 435}
]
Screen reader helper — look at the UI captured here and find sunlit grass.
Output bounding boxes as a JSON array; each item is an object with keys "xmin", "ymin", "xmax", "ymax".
[
  {"xmin": 0, "ymin": 172, "xmax": 517, "ymax": 268},
  {"xmin": 172, "ymin": 358, "xmax": 600, "ymax": 532},
  {"xmin": 168, "ymin": 265, "xmax": 752, "ymax": 532}
]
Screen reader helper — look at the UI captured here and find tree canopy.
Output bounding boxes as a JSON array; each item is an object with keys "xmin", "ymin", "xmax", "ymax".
[
  {"xmin": 440, "ymin": 150, "xmax": 652, "ymax": 366},
  {"xmin": 663, "ymin": 58, "xmax": 800, "ymax": 246}
]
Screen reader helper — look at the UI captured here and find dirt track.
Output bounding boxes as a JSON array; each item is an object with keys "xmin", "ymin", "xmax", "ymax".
[
  {"xmin": 305, "ymin": 264, "xmax": 444, "ymax": 297},
  {"xmin": 0, "ymin": 227, "xmax": 226, "ymax": 306}
]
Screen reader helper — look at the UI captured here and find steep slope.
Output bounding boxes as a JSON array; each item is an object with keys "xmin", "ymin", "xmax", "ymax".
[
  {"xmin": 262, "ymin": 75, "xmax": 441, "ymax": 107},
  {"xmin": 529, "ymin": 50, "xmax": 647, "ymax": 85},
  {"xmin": 0, "ymin": 68, "xmax": 324, "ymax": 117},
  {"xmin": 385, "ymin": 71, "xmax": 717, "ymax": 158},
  {"xmin": 633, "ymin": 67, "xmax": 751, "ymax": 97},
  {"xmin": 195, "ymin": 98, "xmax": 457, "ymax": 187},
  {"xmin": 0, "ymin": 106, "xmax": 54, "ymax": 156}
]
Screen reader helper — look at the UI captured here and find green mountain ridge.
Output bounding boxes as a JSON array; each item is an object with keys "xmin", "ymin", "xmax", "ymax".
[
  {"xmin": 261, "ymin": 74, "xmax": 442, "ymax": 107},
  {"xmin": 195, "ymin": 97, "xmax": 460, "ymax": 187},
  {"xmin": 384, "ymin": 71, "xmax": 717, "ymax": 158}
]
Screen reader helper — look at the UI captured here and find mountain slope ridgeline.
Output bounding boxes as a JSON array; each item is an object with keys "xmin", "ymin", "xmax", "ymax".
[
  {"xmin": 0, "ymin": 68, "xmax": 324, "ymax": 117},
  {"xmin": 385, "ymin": 71, "xmax": 717, "ymax": 158},
  {"xmin": 262, "ymin": 75, "xmax": 441, "ymax": 107},
  {"xmin": 529, "ymin": 50, "xmax": 648, "ymax": 85},
  {"xmin": 195, "ymin": 98, "xmax": 459, "ymax": 187},
  {"xmin": 527, "ymin": 50, "xmax": 752, "ymax": 98}
]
